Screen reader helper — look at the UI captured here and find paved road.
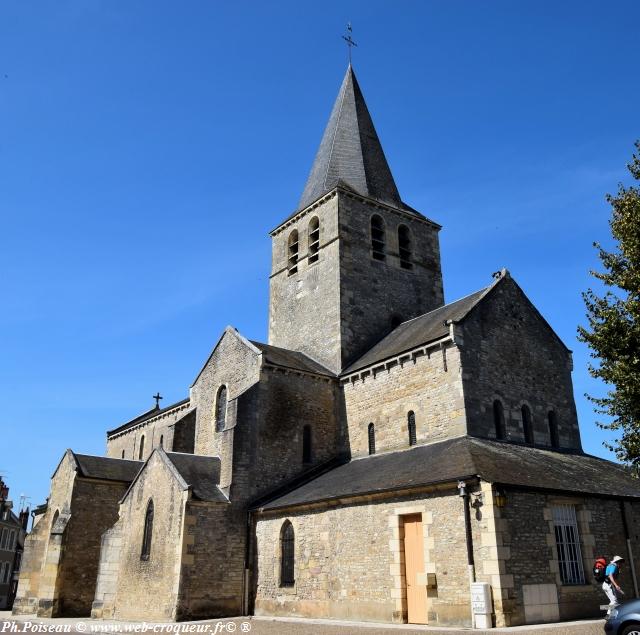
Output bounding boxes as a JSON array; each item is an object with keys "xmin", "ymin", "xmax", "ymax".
[{"xmin": 0, "ymin": 613, "xmax": 606, "ymax": 635}]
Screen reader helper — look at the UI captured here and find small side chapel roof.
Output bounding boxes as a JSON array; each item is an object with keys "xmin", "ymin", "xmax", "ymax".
[
  {"xmin": 72, "ymin": 453, "xmax": 142, "ymax": 482},
  {"xmin": 250, "ymin": 341, "xmax": 334, "ymax": 376},
  {"xmin": 164, "ymin": 452, "xmax": 227, "ymax": 503},
  {"xmin": 257, "ymin": 437, "xmax": 640, "ymax": 511}
]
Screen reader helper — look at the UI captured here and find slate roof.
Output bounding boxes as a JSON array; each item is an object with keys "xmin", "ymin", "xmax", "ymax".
[
  {"xmin": 257, "ymin": 436, "xmax": 640, "ymax": 511},
  {"xmin": 251, "ymin": 341, "xmax": 334, "ymax": 376},
  {"xmin": 343, "ymin": 287, "xmax": 489, "ymax": 374},
  {"xmin": 165, "ymin": 452, "xmax": 227, "ymax": 503},
  {"xmin": 73, "ymin": 453, "xmax": 142, "ymax": 482},
  {"xmin": 295, "ymin": 65, "xmax": 421, "ymax": 217},
  {"xmin": 107, "ymin": 397, "xmax": 190, "ymax": 437}
]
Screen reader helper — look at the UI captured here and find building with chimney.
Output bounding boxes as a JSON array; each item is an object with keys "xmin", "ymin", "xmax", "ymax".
[{"xmin": 13, "ymin": 65, "xmax": 640, "ymax": 627}]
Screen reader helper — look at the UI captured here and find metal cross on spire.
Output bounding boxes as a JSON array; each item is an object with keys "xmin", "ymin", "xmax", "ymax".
[
  {"xmin": 342, "ymin": 22, "xmax": 357, "ymax": 64},
  {"xmin": 153, "ymin": 393, "xmax": 163, "ymax": 409}
]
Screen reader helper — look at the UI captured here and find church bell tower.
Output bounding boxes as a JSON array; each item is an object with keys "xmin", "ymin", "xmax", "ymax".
[{"xmin": 268, "ymin": 66, "xmax": 444, "ymax": 374}]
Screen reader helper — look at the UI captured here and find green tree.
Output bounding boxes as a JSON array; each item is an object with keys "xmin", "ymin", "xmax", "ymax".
[{"xmin": 578, "ymin": 141, "xmax": 640, "ymax": 473}]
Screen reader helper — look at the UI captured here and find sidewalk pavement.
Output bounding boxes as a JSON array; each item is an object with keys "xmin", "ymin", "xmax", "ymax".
[{"xmin": 0, "ymin": 612, "xmax": 606, "ymax": 635}]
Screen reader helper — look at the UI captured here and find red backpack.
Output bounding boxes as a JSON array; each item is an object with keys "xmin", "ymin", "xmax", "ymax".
[{"xmin": 593, "ymin": 557, "xmax": 608, "ymax": 583}]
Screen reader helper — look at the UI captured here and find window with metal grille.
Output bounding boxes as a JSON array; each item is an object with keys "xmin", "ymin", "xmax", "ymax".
[
  {"xmin": 548, "ymin": 411, "xmax": 560, "ymax": 448},
  {"xmin": 280, "ymin": 521, "xmax": 295, "ymax": 586},
  {"xmin": 552, "ymin": 505, "xmax": 585, "ymax": 585},
  {"xmin": 287, "ymin": 230, "xmax": 299, "ymax": 275},
  {"xmin": 308, "ymin": 217, "xmax": 320, "ymax": 264},
  {"xmin": 138, "ymin": 435, "xmax": 145, "ymax": 460},
  {"xmin": 398, "ymin": 225, "xmax": 413, "ymax": 269},
  {"xmin": 141, "ymin": 499, "xmax": 154, "ymax": 561},
  {"xmin": 521, "ymin": 405, "xmax": 534, "ymax": 444},
  {"xmin": 371, "ymin": 215, "xmax": 385, "ymax": 261},
  {"xmin": 302, "ymin": 425, "xmax": 312, "ymax": 464},
  {"xmin": 493, "ymin": 400, "xmax": 506, "ymax": 440},
  {"xmin": 215, "ymin": 385, "xmax": 227, "ymax": 432},
  {"xmin": 368, "ymin": 423, "xmax": 376, "ymax": 455},
  {"xmin": 407, "ymin": 411, "xmax": 417, "ymax": 446}
]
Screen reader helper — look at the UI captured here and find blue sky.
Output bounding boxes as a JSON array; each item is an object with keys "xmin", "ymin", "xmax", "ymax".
[{"xmin": 1, "ymin": 1, "xmax": 638, "ymax": 509}]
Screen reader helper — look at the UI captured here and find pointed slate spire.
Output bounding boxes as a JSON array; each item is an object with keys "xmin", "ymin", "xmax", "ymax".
[{"xmin": 297, "ymin": 65, "xmax": 402, "ymax": 212}]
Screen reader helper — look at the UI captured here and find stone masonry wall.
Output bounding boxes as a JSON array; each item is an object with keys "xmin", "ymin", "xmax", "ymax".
[
  {"xmin": 232, "ymin": 369, "xmax": 343, "ymax": 503},
  {"xmin": 106, "ymin": 402, "xmax": 192, "ymax": 461},
  {"xmin": 342, "ymin": 342, "xmax": 465, "ymax": 457},
  {"xmin": 338, "ymin": 192, "xmax": 444, "ymax": 370},
  {"xmin": 112, "ymin": 453, "xmax": 185, "ymax": 621},
  {"xmin": 268, "ymin": 193, "xmax": 342, "ymax": 373},
  {"xmin": 191, "ymin": 329, "xmax": 261, "ymax": 492},
  {"xmin": 13, "ymin": 452, "xmax": 76, "ymax": 617},
  {"xmin": 254, "ymin": 488, "xmax": 475, "ymax": 626},
  {"xmin": 55, "ymin": 478, "xmax": 128, "ymax": 616},
  {"xmin": 91, "ymin": 523, "xmax": 123, "ymax": 619},
  {"xmin": 498, "ymin": 490, "xmax": 640, "ymax": 625},
  {"xmin": 461, "ymin": 275, "xmax": 582, "ymax": 450},
  {"xmin": 176, "ymin": 503, "xmax": 244, "ymax": 620}
]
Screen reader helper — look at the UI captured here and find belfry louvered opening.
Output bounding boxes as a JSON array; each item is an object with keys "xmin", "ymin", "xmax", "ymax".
[
  {"xmin": 371, "ymin": 215, "xmax": 385, "ymax": 261},
  {"xmin": 287, "ymin": 230, "xmax": 299, "ymax": 276},
  {"xmin": 398, "ymin": 224, "xmax": 413, "ymax": 269},
  {"xmin": 308, "ymin": 217, "xmax": 320, "ymax": 264}
]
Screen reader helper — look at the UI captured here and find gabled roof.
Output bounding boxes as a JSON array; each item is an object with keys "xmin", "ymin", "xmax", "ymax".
[
  {"xmin": 250, "ymin": 341, "xmax": 334, "ymax": 377},
  {"xmin": 107, "ymin": 398, "xmax": 190, "ymax": 437},
  {"xmin": 72, "ymin": 452, "xmax": 142, "ymax": 482},
  {"xmin": 164, "ymin": 452, "xmax": 227, "ymax": 503},
  {"xmin": 343, "ymin": 286, "xmax": 491, "ymax": 375},
  {"xmin": 296, "ymin": 65, "xmax": 419, "ymax": 217},
  {"xmin": 257, "ymin": 436, "xmax": 640, "ymax": 511}
]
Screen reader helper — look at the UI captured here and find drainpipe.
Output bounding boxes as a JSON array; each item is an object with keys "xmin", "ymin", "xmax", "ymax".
[
  {"xmin": 243, "ymin": 508, "xmax": 254, "ymax": 616},
  {"xmin": 458, "ymin": 481, "xmax": 476, "ymax": 627},
  {"xmin": 621, "ymin": 501, "xmax": 639, "ymax": 598}
]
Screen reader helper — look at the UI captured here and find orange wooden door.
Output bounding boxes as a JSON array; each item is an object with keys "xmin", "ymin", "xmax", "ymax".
[{"xmin": 403, "ymin": 514, "xmax": 428, "ymax": 624}]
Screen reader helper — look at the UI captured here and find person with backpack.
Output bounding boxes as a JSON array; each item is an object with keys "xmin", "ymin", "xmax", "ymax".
[{"xmin": 601, "ymin": 555, "xmax": 625, "ymax": 607}]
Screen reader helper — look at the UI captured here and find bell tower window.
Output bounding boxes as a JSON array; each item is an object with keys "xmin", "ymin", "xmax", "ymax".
[
  {"xmin": 407, "ymin": 411, "xmax": 417, "ymax": 446},
  {"xmin": 215, "ymin": 385, "xmax": 228, "ymax": 432},
  {"xmin": 287, "ymin": 230, "xmax": 299, "ymax": 276},
  {"xmin": 371, "ymin": 215, "xmax": 386, "ymax": 261},
  {"xmin": 398, "ymin": 225, "xmax": 413, "ymax": 270},
  {"xmin": 308, "ymin": 217, "xmax": 320, "ymax": 264},
  {"xmin": 368, "ymin": 423, "xmax": 376, "ymax": 455}
]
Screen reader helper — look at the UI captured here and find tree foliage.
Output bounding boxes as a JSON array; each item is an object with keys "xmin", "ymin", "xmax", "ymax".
[{"xmin": 578, "ymin": 141, "xmax": 640, "ymax": 473}]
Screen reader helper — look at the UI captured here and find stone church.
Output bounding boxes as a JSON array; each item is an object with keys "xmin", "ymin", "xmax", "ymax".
[{"xmin": 14, "ymin": 65, "xmax": 640, "ymax": 628}]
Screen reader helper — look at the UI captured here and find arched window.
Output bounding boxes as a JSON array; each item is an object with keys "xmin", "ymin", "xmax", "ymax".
[
  {"xmin": 493, "ymin": 400, "xmax": 506, "ymax": 440},
  {"xmin": 407, "ymin": 411, "xmax": 417, "ymax": 446},
  {"xmin": 308, "ymin": 217, "xmax": 320, "ymax": 264},
  {"xmin": 302, "ymin": 425, "xmax": 312, "ymax": 464},
  {"xmin": 159, "ymin": 435, "xmax": 164, "ymax": 449},
  {"xmin": 521, "ymin": 405, "xmax": 533, "ymax": 444},
  {"xmin": 368, "ymin": 423, "xmax": 376, "ymax": 455},
  {"xmin": 215, "ymin": 385, "xmax": 228, "ymax": 432},
  {"xmin": 398, "ymin": 225, "xmax": 413, "ymax": 270},
  {"xmin": 371, "ymin": 215, "xmax": 385, "ymax": 261},
  {"xmin": 121, "ymin": 450, "xmax": 125, "ymax": 459},
  {"xmin": 280, "ymin": 521, "xmax": 295, "ymax": 586},
  {"xmin": 287, "ymin": 230, "xmax": 299, "ymax": 276},
  {"xmin": 138, "ymin": 435, "xmax": 145, "ymax": 460},
  {"xmin": 548, "ymin": 411, "xmax": 560, "ymax": 448},
  {"xmin": 141, "ymin": 499, "xmax": 154, "ymax": 561}
]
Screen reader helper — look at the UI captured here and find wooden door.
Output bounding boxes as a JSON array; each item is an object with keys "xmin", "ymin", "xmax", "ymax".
[{"xmin": 403, "ymin": 514, "xmax": 428, "ymax": 624}]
